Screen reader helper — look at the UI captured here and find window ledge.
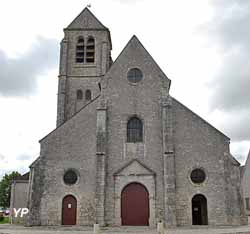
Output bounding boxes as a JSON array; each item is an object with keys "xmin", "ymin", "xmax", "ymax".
[{"xmin": 74, "ymin": 64, "xmax": 96, "ymax": 68}]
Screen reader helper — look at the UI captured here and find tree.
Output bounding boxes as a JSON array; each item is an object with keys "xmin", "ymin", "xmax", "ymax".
[{"xmin": 0, "ymin": 171, "xmax": 21, "ymax": 208}]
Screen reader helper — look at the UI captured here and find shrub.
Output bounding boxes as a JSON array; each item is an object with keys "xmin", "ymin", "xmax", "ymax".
[{"xmin": 0, "ymin": 213, "xmax": 4, "ymax": 222}]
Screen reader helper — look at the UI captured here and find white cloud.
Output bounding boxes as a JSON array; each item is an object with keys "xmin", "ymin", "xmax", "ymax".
[
  {"xmin": 0, "ymin": 37, "xmax": 59, "ymax": 96},
  {"xmin": 0, "ymin": 0, "xmax": 249, "ymax": 179}
]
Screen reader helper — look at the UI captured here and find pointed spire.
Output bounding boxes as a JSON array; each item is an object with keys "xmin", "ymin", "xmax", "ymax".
[{"xmin": 66, "ymin": 7, "xmax": 108, "ymax": 30}]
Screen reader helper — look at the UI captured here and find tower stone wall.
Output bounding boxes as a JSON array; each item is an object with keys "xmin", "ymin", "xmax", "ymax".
[{"xmin": 56, "ymin": 8, "xmax": 112, "ymax": 126}]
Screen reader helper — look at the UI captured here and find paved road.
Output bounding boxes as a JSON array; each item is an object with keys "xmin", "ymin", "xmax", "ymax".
[{"xmin": 1, "ymin": 225, "xmax": 250, "ymax": 234}]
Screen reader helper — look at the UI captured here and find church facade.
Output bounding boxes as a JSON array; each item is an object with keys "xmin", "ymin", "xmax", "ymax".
[{"xmin": 26, "ymin": 8, "xmax": 246, "ymax": 227}]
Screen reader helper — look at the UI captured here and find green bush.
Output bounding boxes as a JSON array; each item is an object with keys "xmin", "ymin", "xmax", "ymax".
[{"xmin": 0, "ymin": 213, "xmax": 4, "ymax": 222}]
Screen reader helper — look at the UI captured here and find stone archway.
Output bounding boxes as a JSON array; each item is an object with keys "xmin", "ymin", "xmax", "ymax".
[
  {"xmin": 121, "ymin": 182, "xmax": 149, "ymax": 226},
  {"xmin": 114, "ymin": 159, "xmax": 156, "ymax": 227},
  {"xmin": 192, "ymin": 194, "xmax": 208, "ymax": 225},
  {"xmin": 62, "ymin": 195, "xmax": 77, "ymax": 225}
]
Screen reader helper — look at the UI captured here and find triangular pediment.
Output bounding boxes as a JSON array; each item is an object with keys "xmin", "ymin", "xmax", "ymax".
[
  {"xmin": 114, "ymin": 159, "xmax": 155, "ymax": 176},
  {"xmin": 66, "ymin": 7, "xmax": 108, "ymax": 30},
  {"xmin": 105, "ymin": 35, "xmax": 171, "ymax": 90}
]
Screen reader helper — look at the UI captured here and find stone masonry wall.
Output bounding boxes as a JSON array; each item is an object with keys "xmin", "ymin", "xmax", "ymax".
[
  {"xmin": 172, "ymin": 98, "xmax": 242, "ymax": 226},
  {"xmin": 101, "ymin": 36, "xmax": 170, "ymax": 225},
  {"xmin": 57, "ymin": 29, "xmax": 111, "ymax": 125},
  {"xmin": 36, "ymin": 98, "xmax": 99, "ymax": 225}
]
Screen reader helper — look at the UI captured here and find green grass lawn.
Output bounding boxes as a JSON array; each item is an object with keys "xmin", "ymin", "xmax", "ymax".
[{"xmin": 0, "ymin": 217, "xmax": 9, "ymax": 224}]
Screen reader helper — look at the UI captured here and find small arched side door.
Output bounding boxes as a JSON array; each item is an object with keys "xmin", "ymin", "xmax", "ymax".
[{"xmin": 62, "ymin": 195, "xmax": 77, "ymax": 225}]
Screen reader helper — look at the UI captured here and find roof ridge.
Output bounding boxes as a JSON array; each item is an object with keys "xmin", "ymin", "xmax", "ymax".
[
  {"xmin": 171, "ymin": 96, "xmax": 230, "ymax": 140},
  {"xmin": 106, "ymin": 35, "xmax": 170, "ymax": 85},
  {"xmin": 39, "ymin": 95, "xmax": 100, "ymax": 143},
  {"xmin": 66, "ymin": 7, "xmax": 108, "ymax": 30}
]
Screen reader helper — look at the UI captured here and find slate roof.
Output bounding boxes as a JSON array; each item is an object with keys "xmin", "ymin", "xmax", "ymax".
[{"xmin": 66, "ymin": 7, "xmax": 108, "ymax": 30}]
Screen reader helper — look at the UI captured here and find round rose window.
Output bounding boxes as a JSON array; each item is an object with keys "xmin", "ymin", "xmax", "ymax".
[
  {"xmin": 127, "ymin": 68, "xmax": 143, "ymax": 83},
  {"xmin": 63, "ymin": 169, "xmax": 78, "ymax": 185},
  {"xmin": 190, "ymin": 168, "xmax": 206, "ymax": 184}
]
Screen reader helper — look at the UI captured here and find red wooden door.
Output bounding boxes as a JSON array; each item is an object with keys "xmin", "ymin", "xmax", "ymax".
[
  {"xmin": 121, "ymin": 183, "xmax": 149, "ymax": 226},
  {"xmin": 62, "ymin": 195, "xmax": 77, "ymax": 225}
]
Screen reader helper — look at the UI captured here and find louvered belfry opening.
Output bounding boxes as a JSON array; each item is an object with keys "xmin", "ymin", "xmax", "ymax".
[
  {"xmin": 86, "ymin": 37, "xmax": 95, "ymax": 63},
  {"xmin": 75, "ymin": 37, "xmax": 85, "ymax": 63}
]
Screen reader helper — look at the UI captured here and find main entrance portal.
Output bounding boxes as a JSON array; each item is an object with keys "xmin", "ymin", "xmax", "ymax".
[{"xmin": 121, "ymin": 183, "xmax": 149, "ymax": 226}]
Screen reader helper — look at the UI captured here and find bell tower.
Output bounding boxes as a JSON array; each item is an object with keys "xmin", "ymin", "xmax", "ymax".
[{"xmin": 57, "ymin": 7, "xmax": 112, "ymax": 126}]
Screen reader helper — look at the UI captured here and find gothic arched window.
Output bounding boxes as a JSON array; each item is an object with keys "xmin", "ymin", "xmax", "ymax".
[
  {"xmin": 76, "ymin": 37, "xmax": 85, "ymax": 63},
  {"xmin": 85, "ymin": 89, "xmax": 91, "ymax": 101},
  {"xmin": 76, "ymin": 89, "xmax": 83, "ymax": 100},
  {"xmin": 86, "ymin": 37, "xmax": 95, "ymax": 63},
  {"xmin": 127, "ymin": 117, "xmax": 143, "ymax": 142}
]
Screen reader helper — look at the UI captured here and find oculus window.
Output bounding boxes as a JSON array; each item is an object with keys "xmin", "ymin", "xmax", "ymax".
[
  {"xmin": 190, "ymin": 168, "xmax": 206, "ymax": 184},
  {"xmin": 127, "ymin": 68, "xmax": 143, "ymax": 83},
  {"xmin": 63, "ymin": 169, "xmax": 78, "ymax": 185}
]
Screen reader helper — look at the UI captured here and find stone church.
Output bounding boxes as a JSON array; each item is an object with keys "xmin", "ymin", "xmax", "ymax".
[{"xmin": 24, "ymin": 8, "xmax": 246, "ymax": 227}]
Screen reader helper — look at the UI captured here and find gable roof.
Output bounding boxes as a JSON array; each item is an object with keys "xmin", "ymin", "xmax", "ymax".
[
  {"xmin": 106, "ymin": 35, "xmax": 171, "ymax": 88},
  {"xmin": 243, "ymin": 149, "xmax": 250, "ymax": 177},
  {"xmin": 66, "ymin": 7, "xmax": 108, "ymax": 30},
  {"xmin": 229, "ymin": 153, "xmax": 241, "ymax": 166},
  {"xmin": 13, "ymin": 172, "xmax": 30, "ymax": 182},
  {"xmin": 30, "ymin": 156, "xmax": 41, "ymax": 168},
  {"xmin": 172, "ymin": 97, "xmax": 230, "ymax": 141},
  {"xmin": 39, "ymin": 95, "xmax": 100, "ymax": 143},
  {"xmin": 246, "ymin": 149, "xmax": 250, "ymax": 165}
]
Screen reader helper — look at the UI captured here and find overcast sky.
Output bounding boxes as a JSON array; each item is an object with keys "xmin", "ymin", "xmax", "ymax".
[{"xmin": 0, "ymin": 0, "xmax": 249, "ymax": 178}]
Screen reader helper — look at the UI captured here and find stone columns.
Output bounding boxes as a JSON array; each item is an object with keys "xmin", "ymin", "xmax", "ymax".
[
  {"xmin": 95, "ymin": 98, "xmax": 108, "ymax": 226},
  {"xmin": 56, "ymin": 38, "xmax": 68, "ymax": 126},
  {"xmin": 56, "ymin": 77, "xmax": 66, "ymax": 126},
  {"xmin": 162, "ymin": 95, "xmax": 177, "ymax": 227},
  {"xmin": 101, "ymin": 42, "xmax": 108, "ymax": 76}
]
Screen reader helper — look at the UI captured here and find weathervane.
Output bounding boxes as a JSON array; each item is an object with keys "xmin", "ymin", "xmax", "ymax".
[{"xmin": 87, "ymin": 4, "xmax": 91, "ymax": 8}]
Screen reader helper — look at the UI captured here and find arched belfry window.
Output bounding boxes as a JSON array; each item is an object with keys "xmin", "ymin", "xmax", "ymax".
[
  {"xmin": 76, "ymin": 89, "xmax": 83, "ymax": 100},
  {"xmin": 75, "ymin": 37, "xmax": 85, "ymax": 63},
  {"xmin": 127, "ymin": 117, "xmax": 143, "ymax": 142},
  {"xmin": 85, "ymin": 89, "xmax": 91, "ymax": 101},
  {"xmin": 86, "ymin": 37, "xmax": 95, "ymax": 63}
]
